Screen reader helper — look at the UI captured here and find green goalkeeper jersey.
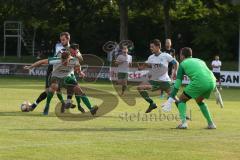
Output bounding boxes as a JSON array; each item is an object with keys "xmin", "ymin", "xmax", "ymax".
[{"xmin": 171, "ymin": 58, "xmax": 216, "ymax": 98}]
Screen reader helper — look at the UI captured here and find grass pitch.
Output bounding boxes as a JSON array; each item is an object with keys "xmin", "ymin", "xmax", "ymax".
[{"xmin": 0, "ymin": 76, "xmax": 240, "ymax": 160}]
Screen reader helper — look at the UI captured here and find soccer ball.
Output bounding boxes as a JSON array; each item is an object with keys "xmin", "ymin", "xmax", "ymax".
[{"xmin": 20, "ymin": 101, "xmax": 32, "ymax": 112}]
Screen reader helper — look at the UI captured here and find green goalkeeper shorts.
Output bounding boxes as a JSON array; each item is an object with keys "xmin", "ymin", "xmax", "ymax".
[
  {"xmin": 184, "ymin": 81, "xmax": 216, "ymax": 99},
  {"xmin": 148, "ymin": 80, "xmax": 171, "ymax": 91}
]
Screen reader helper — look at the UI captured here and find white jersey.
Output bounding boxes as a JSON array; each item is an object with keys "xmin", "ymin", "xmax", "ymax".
[
  {"xmin": 211, "ymin": 60, "xmax": 221, "ymax": 73},
  {"xmin": 116, "ymin": 54, "xmax": 132, "ymax": 73},
  {"xmin": 48, "ymin": 57, "xmax": 79, "ymax": 78},
  {"xmin": 146, "ymin": 52, "xmax": 174, "ymax": 81},
  {"xmin": 55, "ymin": 43, "xmax": 70, "ymax": 57}
]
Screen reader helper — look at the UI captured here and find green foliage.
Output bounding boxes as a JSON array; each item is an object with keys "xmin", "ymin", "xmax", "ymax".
[{"xmin": 0, "ymin": 0, "xmax": 239, "ymax": 61}]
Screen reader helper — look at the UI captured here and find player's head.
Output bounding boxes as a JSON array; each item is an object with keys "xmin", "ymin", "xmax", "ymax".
[
  {"xmin": 180, "ymin": 47, "xmax": 192, "ymax": 61},
  {"xmin": 61, "ymin": 49, "xmax": 71, "ymax": 66},
  {"xmin": 215, "ymin": 55, "xmax": 219, "ymax": 60},
  {"xmin": 60, "ymin": 32, "xmax": 70, "ymax": 47},
  {"xmin": 69, "ymin": 43, "xmax": 79, "ymax": 56},
  {"xmin": 121, "ymin": 45, "xmax": 128, "ymax": 54},
  {"xmin": 150, "ymin": 39, "xmax": 161, "ymax": 54},
  {"xmin": 165, "ymin": 39, "xmax": 172, "ymax": 48}
]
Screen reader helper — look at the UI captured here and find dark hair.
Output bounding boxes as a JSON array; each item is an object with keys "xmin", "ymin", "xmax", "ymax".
[
  {"xmin": 180, "ymin": 47, "xmax": 192, "ymax": 58},
  {"xmin": 121, "ymin": 45, "xmax": 128, "ymax": 49},
  {"xmin": 61, "ymin": 50, "xmax": 70, "ymax": 59},
  {"xmin": 150, "ymin": 39, "xmax": 161, "ymax": 48},
  {"xmin": 70, "ymin": 43, "xmax": 79, "ymax": 50},
  {"xmin": 60, "ymin": 32, "xmax": 70, "ymax": 39}
]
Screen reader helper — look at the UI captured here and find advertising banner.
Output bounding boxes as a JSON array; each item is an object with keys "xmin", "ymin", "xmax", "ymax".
[{"xmin": 0, "ymin": 63, "xmax": 239, "ymax": 87}]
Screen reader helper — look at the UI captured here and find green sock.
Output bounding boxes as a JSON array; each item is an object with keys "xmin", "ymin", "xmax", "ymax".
[
  {"xmin": 139, "ymin": 90, "xmax": 154, "ymax": 104},
  {"xmin": 178, "ymin": 102, "xmax": 187, "ymax": 123},
  {"xmin": 57, "ymin": 93, "xmax": 64, "ymax": 104},
  {"xmin": 198, "ymin": 102, "xmax": 213, "ymax": 124},
  {"xmin": 80, "ymin": 95, "xmax": 92, "ymax": 110},
  {"xmin": 75, "ymin": 95, "xmax": 81, "ymax": 107},
  {"xmin": 46, "ymin": 92, "xmax": 54, "ymax": 106},
  {"xmin": 43, "ymin": 92, "xmax": 54, "ymax": 114}
]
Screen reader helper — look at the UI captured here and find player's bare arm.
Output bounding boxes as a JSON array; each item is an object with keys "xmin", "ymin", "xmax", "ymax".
[
  {"xmin": 137, "ymin": 62, "xmax": 151, "ymax": 70},
  {"xmin": 24, "ymin": 59, "xmax": 49, "ymax": 70},
  {"xmin": 74, "ymin": 64, "xmax": 85, "ymax": 77},
  {"xmin": 75, "ymin": 50, "xmax": 83, "ymax": 62},
  {"xmin": 172, "ymin": 59, "xmax": 179, "ymax": 79},
  {"xmin": 76, "ymin": 55, "xmax": 83, "ymax": 62},
  {"xmin": 115, "ymin": 59, "xmax": 124, "ymax": 65}
]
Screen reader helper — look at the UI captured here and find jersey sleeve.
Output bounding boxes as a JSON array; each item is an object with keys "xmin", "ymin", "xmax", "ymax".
[
  {"xmin": 129, "ymin": 55, "xmax": 132, "ymax": 63},
  {"xmin": 172, "ymin": 49, "xmax": 176, "ymax": 57},
  {"xmin": 166, "ymin": 53, "xmax": 174, "ymax": 63},
  {"xmin": 145, "ymin": 56, "xmax": 151, "ymax": 63},
  {"xmin": 48, "ymin": 57, "xmax": 61, "ymax": 65},
  {"xmin": 116, "ymin": 55, "xmax": 120, "ymax": 61},
  {"xmin": 55, "ymin": 43, "xmax": 62, "ymax": 56}
]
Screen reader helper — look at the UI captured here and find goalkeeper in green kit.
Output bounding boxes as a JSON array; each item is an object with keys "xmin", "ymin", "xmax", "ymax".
[{"xmin": 162, "ymin": 47, "xmax": 223, "ymax": 129}]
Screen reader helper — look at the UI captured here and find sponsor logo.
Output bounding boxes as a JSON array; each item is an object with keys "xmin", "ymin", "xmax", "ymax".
[
  {"xmin": 29, "ymin": 68, "xmax": 47, "ymax": 76},
  {"xmin": 0, "ymin": 68, "xmax": 9, "ymax": 74}
]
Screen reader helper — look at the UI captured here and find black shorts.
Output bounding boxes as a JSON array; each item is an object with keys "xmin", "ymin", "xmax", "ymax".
[
  {"xmin": 183, "ymin": 91, "xmax": 192, "ymax": 99},
  {"xmin": 45, "ymin": 65, "xmax": 53, "ymax": 88},
  {"xmin": 213, "ymin": 72, "xmax": 221, "ymax": 81}
]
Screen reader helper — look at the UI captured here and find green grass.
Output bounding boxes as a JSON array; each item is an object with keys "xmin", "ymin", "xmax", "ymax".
[{"xmin": 0, "ymin": 76, "xmax": 240, "ymax": 160}]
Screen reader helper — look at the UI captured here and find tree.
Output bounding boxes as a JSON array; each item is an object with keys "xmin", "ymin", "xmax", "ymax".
[
  {"xmin": 118, "ymin": 0, "xmax": 129, "ymax": 40},
  {"xmin": 163, "ymin": 0, "xmax": 171, "ymax": 38}
]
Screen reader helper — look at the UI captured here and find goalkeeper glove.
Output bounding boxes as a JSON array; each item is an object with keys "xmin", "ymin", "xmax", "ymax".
[{"xmin": 162, "ymin": 97, "xmax": 175, "ymax": 112}]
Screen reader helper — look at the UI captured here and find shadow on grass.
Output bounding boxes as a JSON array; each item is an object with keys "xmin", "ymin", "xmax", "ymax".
[
  {"xmin": 11, "ymin": 127, "xmax": 147, "ymax": 132},
  {"xmin": 0, "ymin": 111, "xmax": 47, "ymax": 117},
  {"xmin": 0, "ymin": 111, "xmax": 120, "ymax": 119}
]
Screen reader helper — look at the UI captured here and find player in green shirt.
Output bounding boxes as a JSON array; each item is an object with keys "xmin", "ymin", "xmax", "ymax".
[{"xmin": 162, "ymin": 47, "xmax": 223, "ymax": 129}]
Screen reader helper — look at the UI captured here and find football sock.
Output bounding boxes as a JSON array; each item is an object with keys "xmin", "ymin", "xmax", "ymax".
[
  {"xmin": 178, "ymin": 102, "xmax": 187, "ymax": 123},
  {"xmin": 36, "ymin": 91, "xmax": 47, "ymax": 104},
  {"xmin": 30, "ymin": 103, "xmax": 37, "ymax": 111},
  {"xmin": 56, "ymin": 93, "xmax": 65, "ymax": 104},
  {"xmin": 80, "ymin": 95, "xmax": 92, "ymax": 110},
  {"xmin": 75, "ymin": 95, "xmax": 81, "ymax": 108},
  {"xmin": 44, "ymin": 92, "xmax": 54, "ymax": 114},
  {"xmin": 139, "ymin": 90, "xmax": 154, "ymax": 104},
  {"xmin": 197, "ymin": 102, "xmax": 213, "ymax": 125}
]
